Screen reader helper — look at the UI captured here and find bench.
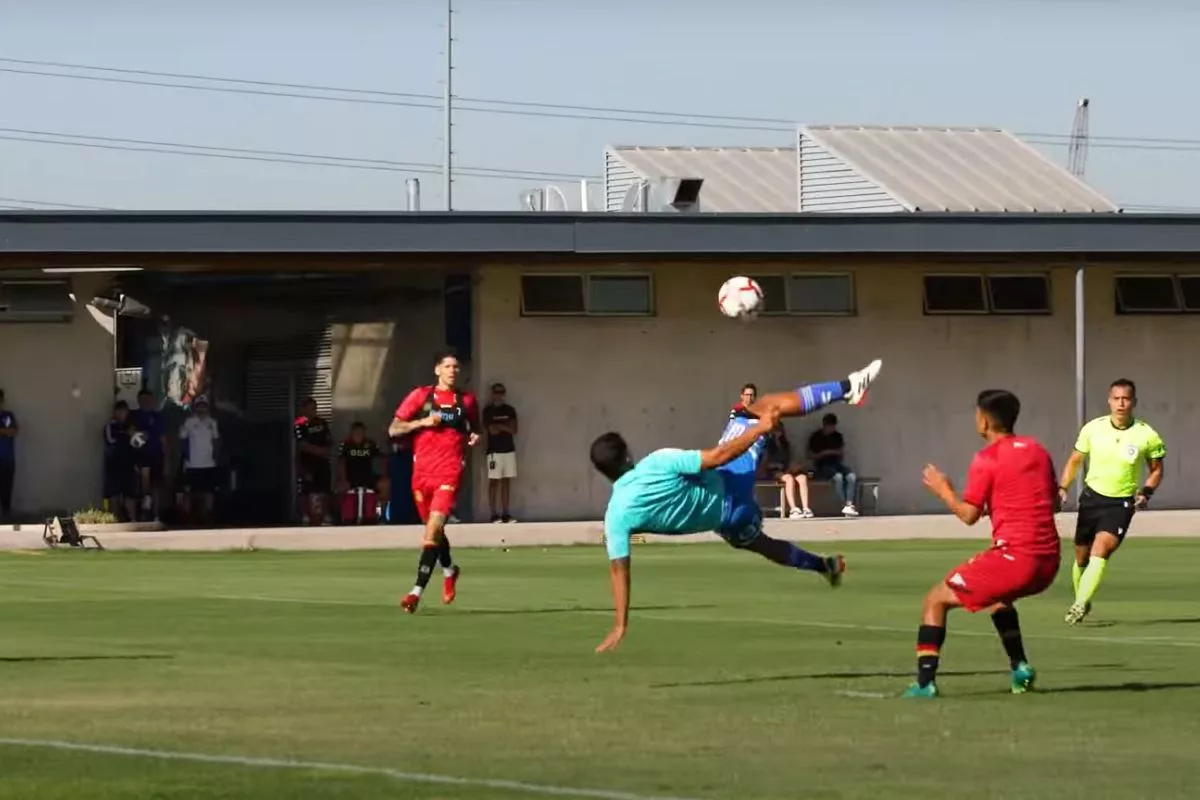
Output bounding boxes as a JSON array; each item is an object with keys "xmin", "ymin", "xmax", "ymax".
[{"xmin": 755, "ymin": 477, "xmax": 881, "ymax": 518}]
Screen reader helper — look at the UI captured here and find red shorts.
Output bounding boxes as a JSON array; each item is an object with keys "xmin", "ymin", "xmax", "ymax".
[
  {"xmin": 945, "ymin": 547, "xmax": 1060, "ymax": 612},
  {"xmin": 412, "ymin": 473, "xmax": 460, "ymax": 523}
]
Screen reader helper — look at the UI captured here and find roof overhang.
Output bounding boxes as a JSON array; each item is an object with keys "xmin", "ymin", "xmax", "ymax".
[{"xmin": 2, "ymin": 210, "xmax": 1200, "ymax": 258}]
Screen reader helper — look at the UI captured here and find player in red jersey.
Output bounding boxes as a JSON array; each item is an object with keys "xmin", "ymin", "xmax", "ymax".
[
  {"xmin": 903, "ymin": 389, "xmax": 1061, "ymax": 698},
  {"xmin": 388, "ymin": 350, "xmax": 480, "ymax": 613}
]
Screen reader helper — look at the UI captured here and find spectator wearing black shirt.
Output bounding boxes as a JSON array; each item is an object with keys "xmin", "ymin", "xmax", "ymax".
[
  {"xmin": 0, "ymin": 389, "xmax": 17, "ymax": 521},
  {"xmin": 294, "ymin": 397, "xmax": 332, "ymax": 526},
  {"xmin": 807, "ymin": 412, "xmax": 859, "ymax": 517},
  {"xmin": 482, "ymin": 382, "xmax": 518, "ymax": 523},
  {"xmin": 338, "ymin": 422, "xmax": 385, "ymax": 490},
  {"xmin": 103, "ymin": 400, "xmax": 138, "ymax": 522}
]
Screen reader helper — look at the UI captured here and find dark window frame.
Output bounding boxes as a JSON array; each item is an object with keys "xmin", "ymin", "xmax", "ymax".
[
  {"xmin": 746, "ymin": 272, "xmax": 856, "ymax": 316},
  {"xmin": 519, "ymin": 272, "xmax": 654, "ymax": 317},
  {"xmin": 0, "ymin": 278, "xmax": 75, "ymax": 322},
  {"xmin": 922, "ymin": 273, "xmax": 988, "ymax": 315},
  {"xmin": 985, "ymin": 274, "xmax": 1053, "ymax": 315},
  {"xmin": 1114, "ymin": 274, "xmax": 1182, "ymax": 315}
]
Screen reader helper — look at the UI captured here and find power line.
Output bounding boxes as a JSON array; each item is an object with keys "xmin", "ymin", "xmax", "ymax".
[
  {"xmin": 0, "ymin": 126, "xmax": 594, "ymax": 182},
  {"xmin": 0, "ymin": 195, "xmax": 112, "ymax": 209},
  {"xmin": 12, "ymin": 57, "xmax": 1200, "ymax": 148}
]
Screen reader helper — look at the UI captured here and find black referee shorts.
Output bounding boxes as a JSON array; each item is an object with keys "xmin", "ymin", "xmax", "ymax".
[{"xmin": 1074, "ymin": 487, "xmax": 1136, "ymax": 546}]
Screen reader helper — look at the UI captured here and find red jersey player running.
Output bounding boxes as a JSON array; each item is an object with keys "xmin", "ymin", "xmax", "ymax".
[
  {"xmin": 388, "ymin": 350, "xmax": 480, "ymax": 613},
  {"xmin": 904, "ymin": 389, "xmax": 1061, "ymax": 698}
]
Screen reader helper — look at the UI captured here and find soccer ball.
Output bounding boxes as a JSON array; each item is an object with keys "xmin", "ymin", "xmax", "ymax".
[
  {"xmin": 718, "ymin": 276, "xmax": 764, "ymax": 319},
  {"xmin": 130, "ymin": 431, "xmax": 148, "ymax": 449}
]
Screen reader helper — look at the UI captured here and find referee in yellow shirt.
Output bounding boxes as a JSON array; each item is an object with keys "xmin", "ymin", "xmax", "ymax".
[{"xmin": 1058, "ymin": 379, "xmax": 1165, "ymax": 625}]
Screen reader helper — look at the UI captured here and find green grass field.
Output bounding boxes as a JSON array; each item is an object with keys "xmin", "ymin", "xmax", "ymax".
[{"xmin": 0, "ymin": 539, "xmax": 1197, "ymax": 800}]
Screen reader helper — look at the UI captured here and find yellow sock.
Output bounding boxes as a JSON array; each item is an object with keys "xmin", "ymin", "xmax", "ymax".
[
  {"xmin": 1075, "ymin": 556, "xmax": 1108, "ymax": 606},
  {"xmin": 1072, "ymin": 561, "xmax": 1084, "ymax": 595}
]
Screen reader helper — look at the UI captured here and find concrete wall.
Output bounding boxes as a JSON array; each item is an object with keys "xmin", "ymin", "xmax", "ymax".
[
  {"xmin": 473, "ymin": 261, "xmax": 1198, "ymax": 520},
  {"xmin": 0, "ymin": 275, "xmax": 114, "ymax": 515}
]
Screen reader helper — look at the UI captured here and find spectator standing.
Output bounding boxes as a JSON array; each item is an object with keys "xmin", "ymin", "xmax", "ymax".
[
  {"xmin": 179, "ymin": 396, "xmax": 220, "ymax": 526},
  {"xmin": 0, "ymin": 389, "xmax": 16, "ymax": 521},
  {"xmin": 294, "ymin": 397, "xmax": 332, "ymax": 526},
  {"xmin": 129, "ymin": 389, "xmax": 167, "ymax": 521},
  {"xmin": 761, "ymin": 425, "xmax": 814, "ymax": 519},
  {"xmin": 103, "ymin": 400, "xmax": 138, "ymax": 522},
  {"xmin": 807, "ymin": 413, "xmax": 860, "ymax": 517},
  {"xmin": 483, "ymin": 382, "xmax": 518, "ymax": 523},
  {"xmin": 732, "ymin": 383, "xmax": 757, "ymax": 416}
]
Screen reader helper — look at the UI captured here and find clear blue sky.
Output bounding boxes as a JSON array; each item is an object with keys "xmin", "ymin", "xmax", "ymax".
[{"xmin": 1, "ymin": 0, "xmax": 1197, "ymax": 211}]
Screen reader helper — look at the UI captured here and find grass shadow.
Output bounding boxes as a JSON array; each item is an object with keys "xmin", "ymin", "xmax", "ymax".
[
  {"xmin": 653, "ymin": 663, "xmax": 1128, "ymax": 689},
  {"xmin": 459, "ymin": 604, "xmax": 716, "ymax": 617},
  {"xmin": 1036, "ymin": 681, "xmax": 1200, "ymax": 695},
  {"xmin": 0, "ymin": 654, "xmax": 173, "ymax": 664},
  {"xmin": 1142, "ymin": 617, "xmax": 1200, "ymax": 625}
]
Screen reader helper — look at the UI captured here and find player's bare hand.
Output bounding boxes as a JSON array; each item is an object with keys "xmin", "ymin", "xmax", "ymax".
[
  {"xmin": 1135, "ymin": 492, "xmax": 1149, "ymax": 510},
  {"xmin": 922, "ymin": 463, "xmax": 950, "ymax": 496},
  {"xmin": 467, "ymin": 432, "xmax": 480, "ymax": 447},
  {"xmin": 594, "ymin": 625, "xmax": 627, "ymax": 653},
  {"xmin": 423, "ymin": 412, "xmax": 443, "ymax": 428}
]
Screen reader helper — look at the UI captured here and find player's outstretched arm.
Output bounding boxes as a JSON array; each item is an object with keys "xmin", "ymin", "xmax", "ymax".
[
  {"xmin": 699, "ymin": 407, "xmax": 780, "ymax": 470},
  {"xmin": 1058, "ymin": 450, "xmax": 1085, "ymax": 503},
  {"xmin": 596, "ymin": 557, "xmax": 631, "ymax": 653},
  {"xmin": 922, "ymin": 464, "xmax": 983, "ymax": 525}
]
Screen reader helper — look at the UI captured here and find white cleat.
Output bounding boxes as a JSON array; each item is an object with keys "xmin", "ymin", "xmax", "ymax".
[
  {"xmin": 1064, "ymin": 601, "xmax": 1092, "ymax": 625},
  {"xmin": 846, "ymin": 359, "xmax": 882, "ymax": 406}
]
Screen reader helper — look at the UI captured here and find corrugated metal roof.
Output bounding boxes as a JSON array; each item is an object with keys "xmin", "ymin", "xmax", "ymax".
[
  {"xmin": 800, "ymin": 125, "xmax": 1120, "ymax": 213},
  {"xmin": 604, "ymin": 146, "xmax": 797, "ymax": 212}
]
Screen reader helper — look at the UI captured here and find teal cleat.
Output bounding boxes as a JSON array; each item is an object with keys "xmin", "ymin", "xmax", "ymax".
[
  {"xmin": 902, "ymin": 682, "xmax": 939, "ymax": 699},
  {"xmin": 1010, "ymin": 662, "xmax": 1037, "ymax": 694}
]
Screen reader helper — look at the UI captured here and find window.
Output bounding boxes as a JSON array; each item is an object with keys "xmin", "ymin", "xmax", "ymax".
[
  {"xmin": 520, "ymin": 273, "xmax": 652, "ymax": 316},
  {"xmin": 0, "ymin": 279, "xmax": 74, "ymax": 321},
  {"xmin": 787, "ymin": 274, "xmax": 855, "ymax": 315},
  {"xmin": 520, "ymin": 275, "xmax": 585, "ymax": 315},
  {"xmin": 587, "ymin": 275, "xmax": 652, "ymax": 315},
  {"xmin": 987, "ymin": 275, "xmax": 1051, "ymax": 314},
  {"xmin": 1115, "ymin": 275, "xmax": 1180, "ymax": 314},
  {"xmin": 747, "ymin": 273, "xmax": 854, "ymax": 315},
  {"xmin": 923, "ymin": 275, "xmax": 987, "ymax": 314},
  {"xmin": 1179, "ymin": 275, "xmax": 1200, "ymax": 312},
  {"xmin": 748, "ymin": 275, "xmax": 787, "ymax": 315}
]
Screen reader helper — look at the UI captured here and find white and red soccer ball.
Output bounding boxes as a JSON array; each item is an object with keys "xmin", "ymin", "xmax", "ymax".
[{"xmin": 718, "ymin": 276, "xmax": 764, "ymax": 319}]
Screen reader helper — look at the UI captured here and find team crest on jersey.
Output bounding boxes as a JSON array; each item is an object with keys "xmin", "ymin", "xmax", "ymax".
[{"xmin": 1123, "ymin": 443, "xmax": 1140, "ymax": 463}]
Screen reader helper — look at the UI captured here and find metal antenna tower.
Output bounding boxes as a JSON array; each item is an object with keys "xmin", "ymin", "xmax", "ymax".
[{"xmin": 1068, "ymin": 97, "xmax": 1090, "ymax": 177}]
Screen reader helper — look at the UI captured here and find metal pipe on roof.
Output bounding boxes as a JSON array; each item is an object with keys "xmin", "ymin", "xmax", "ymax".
[
  {"xmin": 406, "ymin": 179, "xmax": 421, "ymax": 212},
  {"xmin": 580, "ymin": 180, "xmax": 589, "ymax": 212},
  {"xmin": 442, "ymin": 0, "xmax": 454, "ymax": 210}
]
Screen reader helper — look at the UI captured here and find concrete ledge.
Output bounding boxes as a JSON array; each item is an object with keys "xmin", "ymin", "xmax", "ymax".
[{"xmin": 0, "ymin": 510, "xmax": 1197, "ymax": 552}]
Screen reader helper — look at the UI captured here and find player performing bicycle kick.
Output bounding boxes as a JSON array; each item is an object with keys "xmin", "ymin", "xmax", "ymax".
[{"xmin": 588, "ymin": 359, "xmax": 881, "ymax": 653}]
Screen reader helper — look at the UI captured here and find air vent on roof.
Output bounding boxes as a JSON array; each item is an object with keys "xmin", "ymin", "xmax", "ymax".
[{"xmin": 658, "ymin": 177, "xmax": 703, "ymax": 212}]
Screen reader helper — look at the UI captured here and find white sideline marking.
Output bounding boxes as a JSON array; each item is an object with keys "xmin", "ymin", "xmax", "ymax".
[
  {"xmin": 0, "ymin": 738, "xmax": 701, "ymax": 800},
  {"xmin": 835, "ymin": 690, "xmax": 889, "ymax": 699}
]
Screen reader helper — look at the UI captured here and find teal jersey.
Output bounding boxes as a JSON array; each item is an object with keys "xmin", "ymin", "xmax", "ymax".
[{"xmin": 603, "ymin": 448, "xmax": 725, "ymax": 560}]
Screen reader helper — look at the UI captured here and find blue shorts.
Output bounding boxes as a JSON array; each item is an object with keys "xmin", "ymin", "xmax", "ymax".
[
  {"xmin": 713, "ymin": 414, "xmax": 768, "ymax": 548},
  {"xmin": 716, "ymin": 468, "xmax": 763, "ymax": 548}
]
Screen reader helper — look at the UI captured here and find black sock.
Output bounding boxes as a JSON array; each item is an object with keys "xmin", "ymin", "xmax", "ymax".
[
  {"xmin": 915, "ymin": 624, "xmax": 946, "ymax": 688},
  {"xmin": 438, "ymin": 538, "xmax": 454, "ymax": 570},
  {"xmin": 839, "ymin": 379, "xmax": 852, "ymax": 395},
  {"xmin": 991, "ymin": 607, "xmax": 1027, "ymax": 669},
  {"xmin": 413, "ymin": 545, "xmax": 439, "ymax": 591}
]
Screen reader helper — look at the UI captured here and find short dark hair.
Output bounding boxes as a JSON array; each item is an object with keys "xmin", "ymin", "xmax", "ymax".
[
  {"xmin": 350, "ymin": 421, "xmax": 366, "ymax": 430},
  {"xmin": 822, "ymin": 413, "xmax": 838, "ymax": 425},
  {"xmin": 741, "ymin": 383, "xmax": 757, "ymax": 394},
  {"xmin": 976, "ymin": 389, "xmax": 1020, "ymax": 433},
  {"xmin": 491, "ymin": 382, "xmax": 506, "ymax": 393},
  {"xmin": 434, "ymin": 348, "xmax": 459, "ymax": 367},
  {"xmin": 1110, "ymin": 378, "xmax": 1137, "ymax": 397},
  {"xmin": 137, "ymin": 388, "xmax": 153, "ymax": 398},
  {"xmin": 301, "ymin": 396, "xmax": 317, "ymax": 407},
  {"xmin": 590, "ymin": 432, "xmax": 631, "ymax": 482},
  {"xmin": 113, "ymin": 400, "xmax": 129, "ymax": 411}
]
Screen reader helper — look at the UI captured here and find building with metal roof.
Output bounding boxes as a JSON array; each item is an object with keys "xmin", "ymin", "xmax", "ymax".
[
  {"xmin": 604, "ymin": 125, "xmax": 1120, "ymax": 214},
  {"xmin": 0, "ymin": 209, "xmax": 1196, "ymax": 525}
]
